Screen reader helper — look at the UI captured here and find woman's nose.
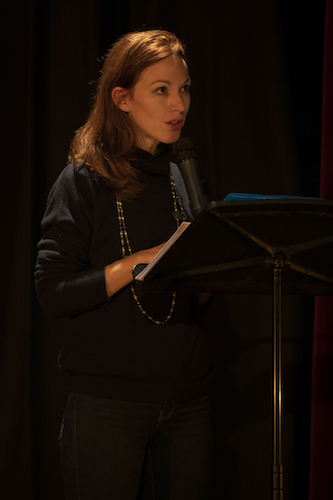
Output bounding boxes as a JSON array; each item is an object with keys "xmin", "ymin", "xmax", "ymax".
[{"xmin": 170, "ymin": 92, "xmax": 187, "ymax": 113}]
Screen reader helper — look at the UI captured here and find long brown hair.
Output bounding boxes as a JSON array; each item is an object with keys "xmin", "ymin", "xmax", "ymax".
[{"xmin": 69, "ymin": 30, "xmax": 187, "ymax": 200}]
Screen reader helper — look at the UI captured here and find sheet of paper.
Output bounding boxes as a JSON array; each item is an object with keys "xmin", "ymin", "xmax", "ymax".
[{"xmin": 134, "ymin": 221, "xmax": 191, "ymax": 281}]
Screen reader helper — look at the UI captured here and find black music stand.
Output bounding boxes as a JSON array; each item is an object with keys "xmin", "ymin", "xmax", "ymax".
[{"xmin": 135, "ymin": 199, "xmax": 333, "ymax": 500}]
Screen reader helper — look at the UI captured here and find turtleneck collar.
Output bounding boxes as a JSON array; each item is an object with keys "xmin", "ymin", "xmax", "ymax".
[{"xmin": 133, "ymin": 144, "xmax": 172, "ymax": 176}]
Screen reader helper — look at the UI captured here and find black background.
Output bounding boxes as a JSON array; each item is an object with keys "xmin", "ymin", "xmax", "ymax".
[{"xmin": 0, "ymin": 1, "xmax": 326, "ymax": 498}]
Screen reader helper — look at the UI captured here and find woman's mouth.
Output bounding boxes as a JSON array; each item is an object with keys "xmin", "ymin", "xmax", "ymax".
[{"xmin": 167, "ymin": 120, "xmax": 183, "ymax": 130}]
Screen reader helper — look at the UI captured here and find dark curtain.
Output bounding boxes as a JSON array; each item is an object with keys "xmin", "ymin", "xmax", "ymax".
[
  {"xmin": 0, "ymin": 1, "xmax": 325, "ymax": 499},
  {"xmin": 309, "ymin": 1, "xmax": 333, "ymax": 499}
]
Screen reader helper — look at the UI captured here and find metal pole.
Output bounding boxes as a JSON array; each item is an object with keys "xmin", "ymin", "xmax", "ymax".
[{"xmin": 272, "ymin": 264, "xmax": 283, "ymax": 500}]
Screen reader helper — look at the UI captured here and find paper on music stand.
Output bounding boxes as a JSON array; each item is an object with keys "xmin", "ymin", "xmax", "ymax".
[{"xmin": 134, "ymin": 221, "xmax": 191, "ymax": 281}]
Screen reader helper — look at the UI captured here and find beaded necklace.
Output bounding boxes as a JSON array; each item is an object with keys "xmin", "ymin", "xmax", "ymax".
[{"xmin": 116, "ymin": 173, "xmax": 188, "ymax": 325}]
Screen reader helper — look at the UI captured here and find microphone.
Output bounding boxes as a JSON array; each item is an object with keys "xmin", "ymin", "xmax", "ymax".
[{"xmin": 172, "ymin": 138, "xmax": 209, "ymax": 218}]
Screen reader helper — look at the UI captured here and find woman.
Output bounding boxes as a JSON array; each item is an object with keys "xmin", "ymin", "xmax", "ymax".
[{"xmin": 35, "ymin": 29, "xmax": 213, "ymax": 500}]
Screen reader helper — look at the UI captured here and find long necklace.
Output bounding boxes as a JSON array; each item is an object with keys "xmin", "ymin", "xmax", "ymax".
[{"xmin": 116, "ymin": 174, "xmax": 187, "ymax": 325}]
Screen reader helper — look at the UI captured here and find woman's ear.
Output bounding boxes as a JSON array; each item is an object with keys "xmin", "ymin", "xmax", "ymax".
[{"xmin": 112, "ymin": 86, "xmax": 130, "ymax": 112}]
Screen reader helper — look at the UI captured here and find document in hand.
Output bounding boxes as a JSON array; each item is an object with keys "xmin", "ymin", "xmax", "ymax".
[{"xmin": 134, "ymin": 222, "xmax": 191, "ymax": 281}]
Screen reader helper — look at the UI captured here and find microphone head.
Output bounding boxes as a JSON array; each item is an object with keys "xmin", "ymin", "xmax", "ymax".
[{"xmin": 172, "ymin": 138, "xmax": 197, "ymax": 163}]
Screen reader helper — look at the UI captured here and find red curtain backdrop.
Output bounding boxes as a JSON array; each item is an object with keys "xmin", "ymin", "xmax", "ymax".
[{"xmin": 310, "ymin": 2, "xmax": 333, "ymax": 499}]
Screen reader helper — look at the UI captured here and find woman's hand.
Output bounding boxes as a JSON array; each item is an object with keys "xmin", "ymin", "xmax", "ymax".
[{"xmin": 104, "ymin": 242, "xmax": 165, "ymax": 297}]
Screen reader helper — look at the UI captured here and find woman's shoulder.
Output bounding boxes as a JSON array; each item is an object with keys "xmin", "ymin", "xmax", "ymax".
[
  {"xmin": 57, "ymin": 162, "xmax": 98, "ymax": 184},
  {"xmin": 42, "ymin": 162, "xmax": 114, "ymax": 231},
  {"xmin": 50, "ymin": 162, "xmax": 109, "ymax": 200}
]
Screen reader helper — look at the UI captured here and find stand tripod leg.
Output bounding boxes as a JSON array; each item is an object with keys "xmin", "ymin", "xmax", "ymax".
[{"xmin": 272, "ymin": 266, "xmax": 283, "ymax": 500}]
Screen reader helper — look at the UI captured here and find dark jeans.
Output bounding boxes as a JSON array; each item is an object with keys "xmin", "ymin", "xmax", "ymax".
[{"xmin": 59, "ymin": 392, "xmax": 212, "ymax": 500}]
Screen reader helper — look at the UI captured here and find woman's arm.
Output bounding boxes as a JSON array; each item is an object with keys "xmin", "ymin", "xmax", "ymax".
[
  {"xmin": 104, "ymin": 243, "xmax": 164, "ymax": 297},
  {"xmin": 35, "ymin": 164, "xmax": 166, "ymax": 319},
  {"xmin": 36, "ymin": 238, "xmax": 165, "ymax": 320}
]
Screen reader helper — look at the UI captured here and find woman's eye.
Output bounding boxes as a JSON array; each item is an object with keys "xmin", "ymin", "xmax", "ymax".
[
  {"xmin": 181, "ymin": 84, "xmax": 191, "ymax": 93},
  {"xmin": 156, "ymin": 87, "xmax": 168, "ymax": 95}
]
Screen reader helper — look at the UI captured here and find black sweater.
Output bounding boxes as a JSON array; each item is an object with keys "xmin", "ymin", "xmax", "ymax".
[{"xmin": 35, "ymin": 146, "xmax": 212, "ymax": 403}]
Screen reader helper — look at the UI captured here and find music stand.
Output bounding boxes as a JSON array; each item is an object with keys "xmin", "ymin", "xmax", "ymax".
[{"xmin": 135, "ymin": 199, "xmax": 333, "ymax": 500}]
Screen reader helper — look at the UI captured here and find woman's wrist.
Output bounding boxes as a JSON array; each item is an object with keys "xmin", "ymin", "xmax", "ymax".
[{"xmin": 104, "ymin": 255, "xmax": 136, "ymax": 297}]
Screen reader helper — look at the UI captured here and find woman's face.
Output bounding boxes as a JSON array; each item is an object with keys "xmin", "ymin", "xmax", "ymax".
[{"xmin": 126, "ymin": 55, "xmax": 191, "ymax": 154}]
